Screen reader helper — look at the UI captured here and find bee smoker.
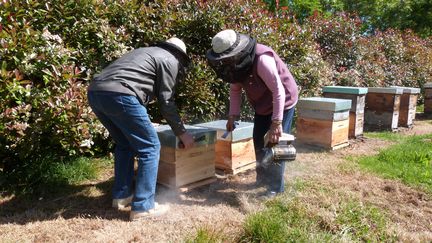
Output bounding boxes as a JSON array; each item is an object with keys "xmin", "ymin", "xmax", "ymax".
[{"xmin": 260, "ymin": 133, "xmax": 296, "ymax": 168}]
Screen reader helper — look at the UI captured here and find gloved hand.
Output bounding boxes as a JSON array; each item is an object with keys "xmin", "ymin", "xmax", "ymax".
[
  {"xmin": 268, "ymin": 120, "xmax": 282, "ymax": 144},
  {"xmin": 178, "ymin": 132, "xmax": 195, "ymax": 149},
  {"xmin": 226, "ymin": 115, "xmax": 239, "ymax": 132}
]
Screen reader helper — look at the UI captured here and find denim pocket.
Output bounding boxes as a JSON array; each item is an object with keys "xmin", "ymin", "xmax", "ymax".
[{"xmin": 120, "ymin": 95, "xmax": 150, "ymax": 122}]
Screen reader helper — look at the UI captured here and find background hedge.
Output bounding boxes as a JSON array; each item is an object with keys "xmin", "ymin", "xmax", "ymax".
[{"xmin": 1, "ymin": 0, "xmax": 431, "ymax": 189}]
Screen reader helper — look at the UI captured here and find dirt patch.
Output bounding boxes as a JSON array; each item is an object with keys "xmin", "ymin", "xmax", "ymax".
[{"xmin": 1, "ymin": 120, "xmax": 431, "ymax": 242}]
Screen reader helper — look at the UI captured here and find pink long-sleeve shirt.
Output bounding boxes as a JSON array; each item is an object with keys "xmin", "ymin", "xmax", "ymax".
[{"xmin": 229, "ymin": 53, "xmax": 287, "ymax": 121}]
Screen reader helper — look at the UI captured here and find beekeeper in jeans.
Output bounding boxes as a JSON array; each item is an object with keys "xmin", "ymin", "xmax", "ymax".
[
  {"xmin": 87, "ymin": 37, "xmax": 195, "ymax": 221},
  {"xmin": 206, "ymin": 29, "xmax": 299, "ymax": 197}
]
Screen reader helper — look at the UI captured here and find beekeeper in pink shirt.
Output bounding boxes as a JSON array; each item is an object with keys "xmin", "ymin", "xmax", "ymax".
[{"xmin": 206, "ymin": 29, "xmax": 299, "ymax": 197}]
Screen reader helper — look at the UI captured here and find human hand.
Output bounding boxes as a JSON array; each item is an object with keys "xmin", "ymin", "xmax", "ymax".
[
  {"xmin": 178, "ymin": 132, "xmax": 195, "ymax": 149},
  {"xmin": 268, "ymin": 120, "xmax": 282, "ymax": 144},
  {"xmin": 226, "ymin": 115, "xmax": 239, "ymax": 132}
]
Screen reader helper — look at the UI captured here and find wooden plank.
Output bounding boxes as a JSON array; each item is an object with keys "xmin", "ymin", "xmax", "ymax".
[
  {"xmin": 178, "ymin": 177, "xmax": 217, "ymax": 192},
  {"xmin": 215, "ymin": 138, "xmax": 256, "ymax": 173},
  {"xmin": 331, "ymin": 119, "xmax": 350, "ymax": 146},
  {"xmin": 425, "ymin": 89, "xmax": 432, "ymax": 99},
  {"xmin": 365, "ymin": 93, "xmax": 401, "ymax": 113},
  {"xmin": 160, "ymin": 144, "xmax": 214, "ymax": 163},
  {"xmin": 424, "ymin": 98, "xmax": 432, "ymax": 114},
  {"xmin": 217, "ymin": 161, "xmax": 256, "ymax": 176},
  {"xmin": 349, "ymin": 112, "xmax": 364, "ymax": 138},
  {"xmin": 364, "ymin": 111, "xmax": 399, "ymax": 131},
  {"xmin": 296, "ymin": 117, "xmax": 349, "ymax": 149},
  {"xmin": 399, "ymin": 94, "xmax": 418, "ymax": 127},
  {"xmin": 157, "ymin": 160, "xmax": 215, "ymax": 188}
]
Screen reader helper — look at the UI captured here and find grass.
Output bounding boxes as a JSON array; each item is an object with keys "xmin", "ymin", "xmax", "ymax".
[
  {"xmin": 0, "ymin": 156, "xmax": 112, "ymax": 196},
  {"xmin": 364, "ymin": 131, "xmax": 405, "ymax": 141},
  {"xmin": 184, "ymin": 226, "xmax": 228, "ymax": 243},
  {"xmin": 416, "ymin": 104, "xmax": 424, "ymax": 113},
  {"xmin": 357, "ymin": 133, "xmax": 432, "ymax": 194},
  {"xmin": 239, "ymin": 180, "xmax": 395, "ymax": 242}
]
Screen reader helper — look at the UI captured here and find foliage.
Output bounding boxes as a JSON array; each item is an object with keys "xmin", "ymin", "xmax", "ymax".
[
  {"xmin": 358, "ymin": 134, "xmax": 432, "ymax": 194},
  {"xmin": 264, "ymin": 0, "xmax": 432, "ymax": 37}
]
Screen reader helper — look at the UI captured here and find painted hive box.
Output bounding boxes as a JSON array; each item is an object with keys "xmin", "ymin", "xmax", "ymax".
[
  {"xmin": 322, "ymin": 86, "xmax": 368, "ymax": 138},
  {"xmin": 424, "ymin": 83, "xmax": 432, "ymax": 114},
  {"xmin": 365, "ymin": 87, "xmax": 403, "ymax": 131},
  {"xmin": 195, "ymin": 120, "xmax": 256, "ymax": 175},
  {"xmin": 296, "ymin": 97, "xmax": 351, "ymax": 150},
  {"xmin": 156, "ymin": 125, "xmax": 217, "ymax": 189},
  {"xmin": 391, "ymin": 86, "xmax": 420, "ymax": 127}
]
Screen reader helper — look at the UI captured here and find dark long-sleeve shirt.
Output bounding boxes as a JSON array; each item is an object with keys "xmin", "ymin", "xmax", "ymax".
[{"xmin": 88, "ymin": 46, "xmax": 186, "ymax": 135}]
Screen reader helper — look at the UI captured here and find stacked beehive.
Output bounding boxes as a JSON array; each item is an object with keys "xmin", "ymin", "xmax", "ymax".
[
  {"xmin": 424, "ymin": 83, "xmax": 432, "ymax": 115},
  {"xmin": 296, "ymin": 97, "xmax": 352, "ymax": 150},
  {"xmin": 391, "ymin": 86, "xmax": 420, "ymax": 127},
  {"xmin": 195, "ymin": 120, "xmax": 256, "ymax": 175},
  {"xmin": 156, "ymin": 125, "xmax": 217, "ymax": 189},
  {"xmin": 365, "ymin": 87, "xmax": 403, "ymax": 131},
  {"xmin": 322, "ymin": 86, "xmax": 368, "ymax": 138}
]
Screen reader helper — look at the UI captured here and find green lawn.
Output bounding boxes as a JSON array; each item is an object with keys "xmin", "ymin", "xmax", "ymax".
[{"xmin": 358, "ymin": 133, "xmax": 432, "ymax": 194}]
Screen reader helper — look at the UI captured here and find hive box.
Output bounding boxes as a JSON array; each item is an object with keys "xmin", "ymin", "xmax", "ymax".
[
  {"xmin": 195, "ymin": 120, "xmax": 256, "ymax": 174},
  {"xmin": 296, "ymin": 97, "xmax": 352, "ymax": 150},
  {"xmin": 156, "ymin": 125, "xmax": 217, "ymax": 189},
  {"xmin": 322, "ymin": 86, "xmax": 368, "ymax": 138},
  {"xmin": 365, "ymin": 87, "xmax": 403, "ymax": 131},
  {"xmin": 391, "ymin": 86, "xmax": 420, "ymax": 127},
  {"xmin": 424, "ymin": 83, "xmax": 432, "ymax": 115}
]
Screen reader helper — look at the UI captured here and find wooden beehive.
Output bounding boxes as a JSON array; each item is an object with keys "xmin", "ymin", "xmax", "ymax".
[
  {"xmin": 322, "ymin": 86, "xmax": 368, "ymax": 138},
  {"xmin": 365, "ymin": 87, "xmax": 403, "ymax": 131},
  {"xmin": 391, "ymin": 86, "xmax": 420, "ymax": 127},
  {"xmin": 296, "ymin": 97, "xmax": 351, "ymax": 150},
  {"xmin": 156, "ymin": 125, "xmax": 217, "ymax": 190},
  {"xmin": 195, "ymin": 120, "xmax": 256, "ymax": 175},
  {"xmin": 424, "ymin": 83, "xmax": 432, "ymax": 115}
]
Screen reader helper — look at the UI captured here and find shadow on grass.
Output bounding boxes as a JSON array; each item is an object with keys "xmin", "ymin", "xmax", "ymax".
[
  {"xmin": 0, "ymin": 169, "xmax": 267, "ymax": 224},
  {"xmin": 0, "ymin": 177, "xmax": 133, "ymax": 224}
]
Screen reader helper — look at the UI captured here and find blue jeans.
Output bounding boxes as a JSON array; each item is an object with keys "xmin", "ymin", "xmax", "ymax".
[
  {"xmin": 87, "ymin": 91, "xmax": 160, "ymax": 212},
  {"xmin": 254, "ymin": 107, "xmax": 295, "ymax": 193}
]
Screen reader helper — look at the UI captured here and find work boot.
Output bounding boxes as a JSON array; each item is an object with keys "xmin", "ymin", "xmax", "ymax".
[
  {"xmin": 129, "ymin": 203, "xmax": 169, "ymax": 221},
  {"xmin": 112, "ymin": 195, "xmax": 133, "ymax": 209}
]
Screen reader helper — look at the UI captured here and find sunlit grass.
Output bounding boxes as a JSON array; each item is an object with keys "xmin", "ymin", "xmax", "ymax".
[{"xmin": 358, "ymin": 134, "xmax": 432, "ymax": 194}]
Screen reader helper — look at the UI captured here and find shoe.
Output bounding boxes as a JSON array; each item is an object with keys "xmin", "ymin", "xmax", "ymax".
[
  {"xmin": 259, "ymin": 191, "xmax": 278, "ymax": 200},
  {"xmin": 266, "ymin": 191, "xmax": 277, "ymax": 198},
  {"xmin": 129, "ymin": 203, "xmax": 169, "ymax": 221},
  {"xmin": 112, "ymin": 195, "xmax": 133, "ymax": 209}
]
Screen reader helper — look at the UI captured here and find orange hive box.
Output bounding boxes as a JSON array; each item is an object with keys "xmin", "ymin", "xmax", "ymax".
[
  {"xmin": 296, "ymin": 97, "xmax": 352, "ymax": 150},
  {"xmin": 195, "ymin": 120, "xmax": 256, "ymax": 175}
]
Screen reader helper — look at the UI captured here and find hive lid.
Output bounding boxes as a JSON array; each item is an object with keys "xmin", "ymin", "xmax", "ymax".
[
  {"xmin": 390, "ymin": 86, "xmax": 420, "ymax": 94},
  {"xmin": 297, "ymin": 97, "xmax": 352, "ymax": 112},
  {"xmin": 156, "ymin": 124, "xmax": 216, "ymax": 148},
  {"xmin": 322, "ymin": 86, "xmax": 368, "ymax": 95},
  {"xmin": 424, "ymin": 83, "xmax": 432, "ymax": 88},
  {"xmin": 367, "ymin": 87, "xmax": 403, "ymax": 94},
  {"xmin": 195, "ymin": 120, "xmax": 254, "ymax": 142}
]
